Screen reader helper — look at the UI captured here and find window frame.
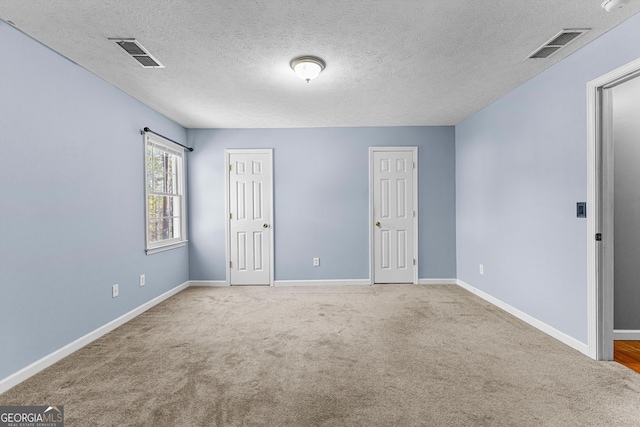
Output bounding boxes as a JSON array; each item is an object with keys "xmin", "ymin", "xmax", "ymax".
[{"xmin": 144, "ymin": 132, "xmax": 187, "ymax": 254}]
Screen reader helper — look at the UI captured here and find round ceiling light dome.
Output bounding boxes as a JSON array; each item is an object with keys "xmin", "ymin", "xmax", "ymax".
[
  {"xmin": 601, "ymin": 0, "xmax": 630, "ymax": 11},
  {"xmin": 290, "ymin": 56, "xmax": 326, "ymax": 83}
]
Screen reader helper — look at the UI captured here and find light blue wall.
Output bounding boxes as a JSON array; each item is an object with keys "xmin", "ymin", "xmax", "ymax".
[
  {"xmin": 187, "ymin": 127, "xmax": 456, "ymax": 281},
  {"xmin": 456, "ymin": 13, "xmax": 640, "ymax": 344},
  {"xmin": 0, "ymin": 21, "xmax": 188, "ymax": 380}
]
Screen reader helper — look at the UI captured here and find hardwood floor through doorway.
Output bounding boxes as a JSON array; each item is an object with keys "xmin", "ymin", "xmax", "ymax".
[{"xmin": 614, "ymin": 341, "xmax": 640, "ymax": 374}]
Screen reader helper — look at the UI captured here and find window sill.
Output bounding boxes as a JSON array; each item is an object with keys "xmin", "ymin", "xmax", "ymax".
[{"xmin": 146, "ymin": 241, "xmax": 187, "ymax": 255}]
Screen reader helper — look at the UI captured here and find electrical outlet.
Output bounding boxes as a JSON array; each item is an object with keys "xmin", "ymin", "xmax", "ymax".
[
  {"xmin": 479, "ymin": 264, "xmax": 484, "ymax": 275},
  {"xmin": 140, "ymin": 274, "xmax": 145, "ymax": 287},
  {"xmin": 313, "ymin": 257, "xmax": 320, "ymax": 267},
  {"xmin": 112, "ymin": 284, "xmax": 119, "ymax": 298}
]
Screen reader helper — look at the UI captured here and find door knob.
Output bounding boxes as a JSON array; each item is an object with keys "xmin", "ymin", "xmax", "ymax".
[
  {"xmin": 375, "ymin": 221, "xmax": 381, "ymax": 227},
  {"xmin": 263, "ymin": 223, "xmax": 269, "ymax": 228}
]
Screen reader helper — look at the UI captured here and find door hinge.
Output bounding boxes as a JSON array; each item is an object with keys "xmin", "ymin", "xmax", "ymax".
[
  {"xmin": 595, "ymin": 233, "xmax": 602, "ymax": 241},
  {"xmin": 230, "ymin": 212, "xmax": 232, "ymax": 219},
  {"xmin": 230, "ymin": 261, "xmax": 232, "ymax": 268},
  {"xmin": 229, "ymin": 164, "xmax": 232, "ymax": 172},
  {"xmin": 413, "ymin": 259, "xmax": 416, "ymax": 266},
  {"xmin": 413, "ymin": 210, "xmax": 416, "ymax": 217},
  {"xmin": 412, "ymin": 161, "xmax": 415, "ymax": 169}
]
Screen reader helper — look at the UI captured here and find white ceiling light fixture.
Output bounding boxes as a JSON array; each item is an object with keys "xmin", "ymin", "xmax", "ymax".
[
  {"xmin": 290, "ymin": 56, "xmax": 326, "ymax": 83},
  {"xmin": 601, "ymin": 0, "xmax": 631, "ymax": 12}
]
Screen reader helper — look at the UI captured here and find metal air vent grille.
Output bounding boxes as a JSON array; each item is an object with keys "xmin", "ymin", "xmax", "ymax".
[
  {"xmin": 526, "ymin": 29, "xmax": 590, "ymax": 60},
  {"xmin": 110, "ymin": 38, "xmax": 164, "ymax": 68}
]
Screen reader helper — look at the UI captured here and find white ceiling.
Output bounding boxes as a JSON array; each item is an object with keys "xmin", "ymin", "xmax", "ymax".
[{"xmin": 1, "ymin": 1, "xmax": 639, "ymax": 128}]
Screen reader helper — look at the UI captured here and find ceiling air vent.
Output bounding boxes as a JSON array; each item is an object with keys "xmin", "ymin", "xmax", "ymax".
[
  {"xmin": 110, "ymin": 38, "xmax": 164, "ymax": 68},
  {"xmin": 526, "ymin": 28, "xmax": 590, "ymax": 60}
]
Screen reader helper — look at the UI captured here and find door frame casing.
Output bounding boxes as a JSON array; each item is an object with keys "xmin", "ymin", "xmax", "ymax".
[
  {"xmin": 225, "ymin": 149, "xmax": 275, "ymax": 286},
  {"xmin": 369, "ymin": 146, "xmax": 419, "ymax": 285},
  {"xmin": 587, "ymin": 57, "xmax": 640, "ymax": 360}
]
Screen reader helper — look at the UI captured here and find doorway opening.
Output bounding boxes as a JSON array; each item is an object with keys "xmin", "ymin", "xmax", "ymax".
[{"xmin": 587, "ymin": 57, "xmax": 640, "ymax": 360}]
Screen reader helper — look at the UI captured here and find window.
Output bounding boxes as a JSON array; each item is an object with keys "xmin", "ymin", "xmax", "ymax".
[{"xmin": 144, "ymin": 133, "xmax": 186, "ymax": 254}]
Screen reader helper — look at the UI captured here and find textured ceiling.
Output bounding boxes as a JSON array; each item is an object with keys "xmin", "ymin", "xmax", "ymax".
[{"xmin": 1, "ymin": 1, "xmax": 640, "ymax": 128}]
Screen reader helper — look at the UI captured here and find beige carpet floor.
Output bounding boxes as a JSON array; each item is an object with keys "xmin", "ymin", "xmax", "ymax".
[{"xmin": 2, "ymin": 284, "xmax": 640, "ymax": 426}]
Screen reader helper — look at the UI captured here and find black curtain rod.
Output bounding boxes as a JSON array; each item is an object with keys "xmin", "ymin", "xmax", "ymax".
[{"xmin": 142, "ymin": 127, "xmax": 193, "ymax": 152}]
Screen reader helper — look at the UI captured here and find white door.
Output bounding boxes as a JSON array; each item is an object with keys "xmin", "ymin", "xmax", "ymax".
[
  {"xmin": 371, "ymin": 148, "xmax": 417, "ymax": 284},
  {"xmin": 228, "ymin": 151, "xmax": 273, "ymax": 285}
]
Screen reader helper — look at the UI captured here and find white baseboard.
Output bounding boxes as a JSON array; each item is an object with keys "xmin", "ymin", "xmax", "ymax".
[
  {"xmin": 274, "ymin": 279, "xmax": 458, "ymax": 287},
  {"xmin": 418, "ymin": 278, "xmax": 457, "ymax": 285},
  {"xmin": 614, "ymin": 330, "xmax": 640, "ymax": 340},
  {"xmin": 274, "ymin": 279, "xmax": 370, "ymax": 287},
  {"xmin": 0, "ymin": 281, "xmax": 189, "ymax": 395},
  {"xmin": 456, "ymin": 280, "xmax": 589, "ymax": 356},
  {"xmin": 189, "ymin": 280, "xmax": 228, "ymax": 287}
]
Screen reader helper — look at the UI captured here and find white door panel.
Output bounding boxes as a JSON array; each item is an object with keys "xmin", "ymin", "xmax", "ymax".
[
  {"xmin": 372, "ymin": 149, "xmax": 416, "ymax": 284},
  {"xmin": 229, "ymin": 152, "xmax": 272, "ymax": 285}
]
